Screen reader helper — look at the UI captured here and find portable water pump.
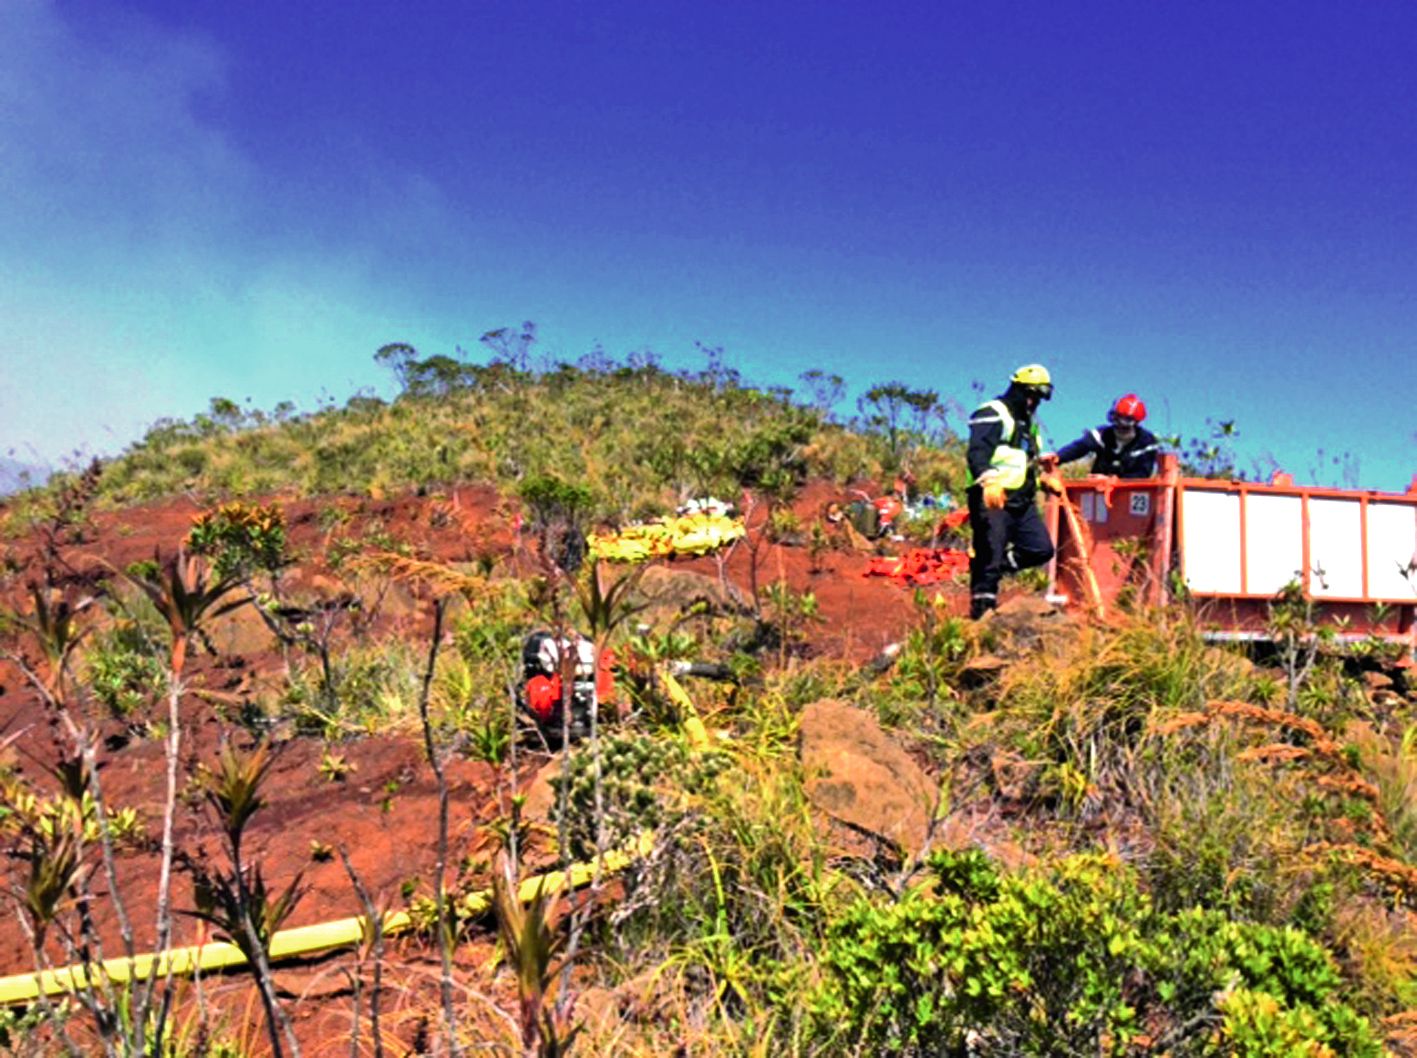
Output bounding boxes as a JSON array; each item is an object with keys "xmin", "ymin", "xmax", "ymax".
[{"xmin": 518, "ymin": 630, "xmax": 600, "ymax": 746}]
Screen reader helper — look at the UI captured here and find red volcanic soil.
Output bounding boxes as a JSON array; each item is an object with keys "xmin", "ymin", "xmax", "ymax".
[{"xmin": 0, "ymin": 479, "xmax": 963, "ymax": 1052}]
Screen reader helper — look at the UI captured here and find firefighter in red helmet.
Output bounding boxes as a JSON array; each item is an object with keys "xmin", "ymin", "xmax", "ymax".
[{"xmin": 1045, "ymin": 393, "xmax": 1161, "ymax": 479}]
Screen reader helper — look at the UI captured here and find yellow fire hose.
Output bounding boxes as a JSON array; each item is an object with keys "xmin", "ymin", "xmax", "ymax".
[
  {"xmin": 662, "ymin": 670, "xmax": 711, "ymax": 751},
  {"xmin": 0, "ymin": 672, "xmax": 721, "ymax": 1007},
  {"xmin": 0, "ymin": 833, "xmax": 656, "ymax": 1006}
]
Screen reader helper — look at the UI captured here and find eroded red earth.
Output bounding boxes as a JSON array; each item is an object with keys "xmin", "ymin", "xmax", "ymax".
[{"xmin": 0, "ymin": 479, "xmax": 966, "ymax": 1053}]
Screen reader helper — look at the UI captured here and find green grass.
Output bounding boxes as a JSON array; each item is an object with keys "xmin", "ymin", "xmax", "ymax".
[{"xmin": 65, "ymin": 352, "xmax": 967, "ymax": 518}]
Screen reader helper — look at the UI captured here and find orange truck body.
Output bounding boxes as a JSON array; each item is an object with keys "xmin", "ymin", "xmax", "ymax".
[{"xmin": 1046, "ymin": 453, "xmax": 1417, "ymax": 653}]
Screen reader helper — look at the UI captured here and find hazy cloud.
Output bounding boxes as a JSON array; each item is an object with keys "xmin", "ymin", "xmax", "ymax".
[{"xmin": 0, "ymin": 1, "xmax": 451, "ymax": 466}]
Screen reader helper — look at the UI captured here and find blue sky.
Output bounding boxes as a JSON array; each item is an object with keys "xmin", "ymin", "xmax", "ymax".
[{"xmin": 3, "ymin": 0, "xmax": 1415, "ymax": 490}]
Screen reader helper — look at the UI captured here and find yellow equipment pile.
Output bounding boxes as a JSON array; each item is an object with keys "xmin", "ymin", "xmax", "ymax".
[{"xmin": 589, "ymin": 512, "xmax": 746, "ymax": 562}]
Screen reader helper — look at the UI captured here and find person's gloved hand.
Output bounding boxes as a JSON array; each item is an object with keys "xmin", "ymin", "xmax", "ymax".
[
  {"xmin": 983, "ymin": 481, "xmax": 1007, "ymax": 509},
  {"xmin": 1039, "ymin": 471, "xmax": 1065, "ymax": 496},
  {"xmin": 1038, "ymin": 451, "xmax": 1060, "ymax": 471}
]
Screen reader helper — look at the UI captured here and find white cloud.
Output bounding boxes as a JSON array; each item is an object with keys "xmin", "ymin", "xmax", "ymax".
[
  {"xmin": 0, "ymin": 1, "xmax": 244, "ymax": 252},
  {"xmin": 0, "ymin": 2, "xmax": 454, "ymax": 466}
]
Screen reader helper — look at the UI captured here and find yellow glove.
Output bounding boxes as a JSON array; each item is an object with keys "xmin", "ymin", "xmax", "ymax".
[
  {"xmin": 1039, "ymin": 471, "xmax": 1064, "ymax": 496},
  {"xmin": 982, "ymin": 481, "xmax": 1007, "ymax": 510}
]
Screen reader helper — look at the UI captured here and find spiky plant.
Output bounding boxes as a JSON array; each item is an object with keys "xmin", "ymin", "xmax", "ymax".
[
  {"xmin": 492, "ymin": 870, "xmax": 581, "ymax": 1058},
  {"xmin": 189, "ymin": 741, "xmax": 302, "ymax": 1058},
  {"xmin": 125, "ymin": 549, "xmax": 249, "ymax": 676}
]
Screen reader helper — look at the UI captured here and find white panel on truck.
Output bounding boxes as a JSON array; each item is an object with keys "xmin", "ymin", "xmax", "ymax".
[
  {"xmin": 1181, "ymin": 490, "xmax": 1242, "ymax": 594},
  {"xmin": 1309, "ymin": 498, "xmax": 1364, "ymax": 598},
  {"xmin": 1243, "ymin": 494, "xmax": 1304, "ymax": 595},
  {"xmin": 1366, "ymin": 502, "xmax": 1417, "ymax": 601}
]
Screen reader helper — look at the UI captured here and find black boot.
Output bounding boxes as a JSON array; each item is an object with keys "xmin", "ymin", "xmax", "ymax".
[{"xmin": 970, "ymin": 594, "xmax": 996, "ymax": 620}]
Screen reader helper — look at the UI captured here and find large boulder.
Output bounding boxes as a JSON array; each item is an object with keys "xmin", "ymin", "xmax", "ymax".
[
  {"xmin": 205, "ymin": 601, "xmax": 275, "ymax": 657},
  {"xmin": 978, "ymin": 594, "xmax": 1070, "ymax": 656},
  {"xmin": 634, "ymin": 564, "xmax": 748, "ymax": 626},
  {"xmin": 799, "ymin": 698, "xmax": 939, "ymax": 857}
]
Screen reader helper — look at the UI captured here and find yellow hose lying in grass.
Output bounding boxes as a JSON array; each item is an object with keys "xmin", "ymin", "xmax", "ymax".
[
  {"xmin": 0, "ymin": 831, "xmax": 657, "ymax": 1006},
  {"xmin": 662, "ymin": 670, "xmax": 711, "ymax": 751},
  {"xmin": 0, "ymin": 676, "xmax": 720, "ymax": 1007}
]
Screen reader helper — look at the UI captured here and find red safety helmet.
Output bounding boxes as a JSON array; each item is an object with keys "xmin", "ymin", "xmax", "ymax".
[
  {"xmin": 1110, "ymin": 393, "xmax": 1147, "ymax": 424},
  {"xmin": 525, "ymin": 673, "xmax": 561, "ymax": 721}
]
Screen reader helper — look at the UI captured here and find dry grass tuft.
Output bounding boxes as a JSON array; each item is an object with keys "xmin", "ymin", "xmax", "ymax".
[
  {"xmin": 354, "ymin": 551, "xmax": 488, "ymax": 598},
  {"xmin": 1158, "ymin": 699, "xmax": 1409, "ymax": 881},
  {"xmin": 1308, "ymin": 843, "xmax": 1417, "ymax": 901}
]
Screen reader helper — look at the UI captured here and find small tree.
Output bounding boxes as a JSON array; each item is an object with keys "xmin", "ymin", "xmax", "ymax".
[
  {"xmin": 799, "ymin": 369, "xmax": 845, "ymax": 418},
  {"xmin": 481, "ymin": 321, "xmax": 539, "ymax": 374},
  {"xmin": 373, "ymin": 342, "xmax": 419, "ymax": 393},
  {"xmin": 857, "ymin": 382, "xmax": 944, "ymax": 471}
]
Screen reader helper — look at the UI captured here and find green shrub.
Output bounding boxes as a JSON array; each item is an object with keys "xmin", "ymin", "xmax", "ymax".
[
  {"xmin": 565, "ymin": 730, "xmax": 836, "ymax": 1035},
  {"xmin": 282, "ymin": 639, "xmax": 420, "ymax": 738},
  {"xmin": 186, "ymin": 500, "xmax": 288, "ymax": 581},
  {"xmin": 814, "ymin": 851, "xmax": 1151, "ymax": 1056},
  {"xmin": 83, "ymin": 624, "xmax": 165, "ymax": 719},
  {"xmin": 885, "ymin": 589, "xmax": 973, "ymax": 716},
  {"xmin": 549, "ymin": 733, "xmax": 724, "ymax": 862},
  {"xmin": 1160, "ymin": 910, "xmax": 1384, "ymax": 1056},
  {"xmin": 812, "ymin": 849, "xmax": 1381, "ymax": 1057}
]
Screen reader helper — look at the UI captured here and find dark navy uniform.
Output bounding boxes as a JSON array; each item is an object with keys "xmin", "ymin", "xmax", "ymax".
[
  {"xmin": 966, "ymin": 390, "xmax": 1055, "ymax": 618},
  {"xmin": 1056, "ymin": 423, "xmax": 1160, "ymax": 478}
]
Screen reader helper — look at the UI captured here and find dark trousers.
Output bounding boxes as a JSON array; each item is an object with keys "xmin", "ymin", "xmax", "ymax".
[{"xmin": 968, "ymin": 488, "xmax": 1055, "ymax": 615}]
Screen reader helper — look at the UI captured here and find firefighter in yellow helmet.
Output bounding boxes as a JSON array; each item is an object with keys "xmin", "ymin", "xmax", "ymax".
[{"xmin": 965, "ymin": 364, "xmax": 1057, "ymax": 618}]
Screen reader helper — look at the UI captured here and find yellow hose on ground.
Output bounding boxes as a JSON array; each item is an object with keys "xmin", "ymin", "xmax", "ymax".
[
  {"xmin": 662, "ymin": 671, "xmax": 711, "ymax": 750},
  {"xmin": 0, "ymin": 675, "xmax": 718, "ymax": 1005},
  {"xmin": 0, "ymin": 832, "xmax": 656, "ymax": 1006}
]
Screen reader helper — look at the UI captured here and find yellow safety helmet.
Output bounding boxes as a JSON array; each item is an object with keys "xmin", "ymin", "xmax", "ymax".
[{"xmin": 1010, "ymin": 363, "xmax": 1053, "ymax": 399}]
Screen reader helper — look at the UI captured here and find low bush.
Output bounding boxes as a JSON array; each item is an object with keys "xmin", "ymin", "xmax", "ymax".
[
  {"xmin": 813, "ymin": 848, "xmax": 1382, "ymax": 1057},
  {"xmin": 82, "ymin": 623, "xmax": 165, "ymax": 720},
  {"xmin": 281, "ymin": 638, "xmax": 421, "ymax": 738}
]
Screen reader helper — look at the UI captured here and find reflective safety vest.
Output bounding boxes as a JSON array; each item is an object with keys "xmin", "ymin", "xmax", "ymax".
[{"xmin": 971, "ymin": 399, "xmax": 1038, "ymax": 491}]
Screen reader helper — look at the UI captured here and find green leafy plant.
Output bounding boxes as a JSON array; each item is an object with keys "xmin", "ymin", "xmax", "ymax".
[
  {"xmin": 105, "ymin": 805, "xmax": 147, "ymax": 850},
  {"xmin": 379, "ymin": 777, "xmax": 401, "ymax": 814},
  {"xmin": 187, "ymin": 742, "xmax": 303, "ymax": 1058},
  {"xmin": 186, "ymin": 501, "xmax": 289, "ymax": 582},
  {"xmin": 767, "ymin": 506, "xmax": 801, "ymax": 542},
  {"xmin": 761, "ymin": 579, "xmax": 820, "ymax": 668},
  {"xmin": 125, "ymin": 549, "xmax": 250, "ymax": 675},
  {"xmin": 572, "ymin": 560, "xmax": 649, "ymax": 645},
  {"xmin": 813, "ymin": 849, "xmax": 1381, "ymax": 1057},
  {"xmin": 492, "ymin": 870, "xmax": 582, "ymax": 1058},
  {"xmin": 83, "ymin": 623, "xmax": 165, "ymax": 720},
  {"xmin": 3, "ymin": 583, "xmax": 96, "ymax": 691},
  {"xmin": 283, "ymin": 639, "xmax": 419, "ymax": 738},
  {"xmin": 317, "ymin": 750, "xmax": 354, "ymax": 783},
  {"xmin": 0, "ymin": 1003, "xmax": 52, "ymax": 1055},
  {"xmin": 887, "ymin": 588, "xmax": 972, "ymax": 712}
]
